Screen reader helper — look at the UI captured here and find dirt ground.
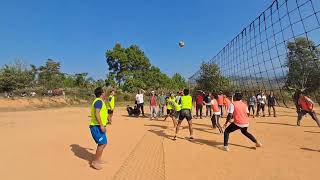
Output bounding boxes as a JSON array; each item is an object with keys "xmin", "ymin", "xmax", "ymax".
[{"xmin": 0, "ymin": 106, "xmax": 319, "ymax": 180}]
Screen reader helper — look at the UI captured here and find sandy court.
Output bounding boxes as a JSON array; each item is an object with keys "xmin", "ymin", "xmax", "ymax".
[{"xmin": 0, "ymin": 106, "xmax": 319, "ymax": 180}]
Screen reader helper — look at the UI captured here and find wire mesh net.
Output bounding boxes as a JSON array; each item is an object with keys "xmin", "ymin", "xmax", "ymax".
[{"xmin": 189, "ymin": 0, "xmax": 320, "ymax": 107}]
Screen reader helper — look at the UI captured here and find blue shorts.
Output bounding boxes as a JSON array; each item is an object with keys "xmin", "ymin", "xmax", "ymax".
[{"xmin": 90, "ymin": 125, "xmax": 107, "ymax": 145}]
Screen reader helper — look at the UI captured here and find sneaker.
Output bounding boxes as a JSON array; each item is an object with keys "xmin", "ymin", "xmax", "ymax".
[
  {"xmin": 189, "ymin": 136, "xmax": 194, "ymax": 140},
  {"xmin": 256, "ymin": 142, "xmax": 262, "ymax": 147},
  {"xmin": 222, "ymin": 146, "xmax": 230, "ymax": 152}
]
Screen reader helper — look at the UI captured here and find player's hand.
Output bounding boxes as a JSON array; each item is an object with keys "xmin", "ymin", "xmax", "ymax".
[{"xmin": 100, "ymin": 125, "xmax": 106, "ymax": 133}]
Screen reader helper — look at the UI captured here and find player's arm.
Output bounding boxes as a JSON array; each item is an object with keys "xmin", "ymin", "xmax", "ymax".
[
  {"xmin": 224, "ymin": 104, "xmax": 234, "ymax": 128},
  {"xmin": 94, "ymin": 101, "xmax": 106, "ymax": 132}
]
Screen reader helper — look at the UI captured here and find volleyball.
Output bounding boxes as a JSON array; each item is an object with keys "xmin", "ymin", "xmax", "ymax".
[{"xmin": 179, "ymin": 41, "xmax": 185, "ymax": 48}]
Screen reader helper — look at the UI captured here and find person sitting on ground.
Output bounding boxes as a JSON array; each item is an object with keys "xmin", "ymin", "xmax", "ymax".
[{"xmin": 127, "ymin": 104, "xmax": 141, "ymax": 117}]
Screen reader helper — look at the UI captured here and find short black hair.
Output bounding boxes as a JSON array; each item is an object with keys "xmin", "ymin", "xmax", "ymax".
[
  {"xmin": 233, "ymin": 92, "xmax": 243, "ymax": 101},
  {"xmin": 184, "ymin": 89, "xmax": 189, "ymax": 95},
  {"xmin": 212, "ymin": 93, "xmax": 218, "ymax": 99},
  {"xmin": 94, "ymin": 87, "xmax": 104, "ymax": 97}
]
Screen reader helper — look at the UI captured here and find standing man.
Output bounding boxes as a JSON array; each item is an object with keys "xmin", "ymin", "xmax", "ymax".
[
  {"xmin": 107, "ymin": 90, "xmax": 115, "ymax": 124},
  {"xmin": 256, "ymin": 92, "xmax": 267, "ymax": 117},
  {"xmin": 205, "ymin": 92, "xmax": 212, "ymax": 117},
  {"xmin": 297, "ymin": 92, "xmax": 320, "ymax": 127},
  {"xmin": 223, "ymin": 92, "xmax": 262, "ymax": 151},
  {"xmin": 150, "ymin": 91, "xmax": 158, "ymax": 120},
  {"xmin": 218, "ymin": 91, "xmax": 224, "ymax": 118},
  {"xmin": 211, "ymin": 93, "xmax": 223, "ymax": 133},
  {"xmin": 136, "ymin": 89, "xmax": 146, "ymax": 117},
  {"xmin": 164, "ymin": 93, "xmax": 175, "ymax": 121},
  {"xmin": 267, "ymin": 91, "xmax": 277, "ymax": 117},
  {"xmin": 173, "ymin": 89, "xmax": 194, "ymax": 140},
  {"xmin": 195, "ymin": 91, "xmax": 204, "ymax": 119},
  {"xmin": 247, "ymin": 93, "xmax": 257, "ymax": 118},
  {"xmin": 176, "ymin": 91, "xmax": 182, "ymax": 105},
  {"xmin": 158, "ymin": 91, "xmax": 166, "ymax": 117},
  {"xmin": 89, "ymin": 87, "xmax": 108, "ymax": 170}
]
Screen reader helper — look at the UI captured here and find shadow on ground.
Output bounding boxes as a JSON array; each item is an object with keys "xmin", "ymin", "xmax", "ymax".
[
  {"xmin": 70, "ymin": 144, "xmax": 94, "ymax": 163},
  {"xmin": 304, "ymin": 130, "xmax": 320, "ymax": 134},
  {"xmin": 301, "ymin": 147, "xmax": 320, "ymax": 152}
]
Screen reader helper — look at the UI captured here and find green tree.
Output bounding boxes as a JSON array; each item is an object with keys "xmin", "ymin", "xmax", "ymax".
[
  {"xmin": 285, "ymin": 37, "xmax": 320, "ymax": 93},
  {"xmin": 105, "ymin": 73, "xmax": 117, "ymax": 88},
  {"xmin": 170, "ymin": 73, "xmax": 187, "ymax": 91},
  {"xmin": 106, "ymin": 43, "xmax": 151, "ymax": 85},
  {"xmin": 74, "ymin": 73, "xmax": 89, "ymax": 88},
  {"xmin": 196, "ymin": 62, "xmax": 232, "ymax": 93},
  {"xmin": 38, "ymin": 59, "xmax": 64, "ymax": 89},
  {"xmin": 0, "ymin": 61, "xmax": 34, "ymax": 91}
]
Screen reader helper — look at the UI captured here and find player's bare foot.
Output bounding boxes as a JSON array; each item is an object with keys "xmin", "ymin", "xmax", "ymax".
[
  {"xmin": 256, "ymin": 142, "xmax": 262, "ymax": 147},
  {"xmin": 91, "ymin": 161, "xmax": 103, "ymax": 170}
]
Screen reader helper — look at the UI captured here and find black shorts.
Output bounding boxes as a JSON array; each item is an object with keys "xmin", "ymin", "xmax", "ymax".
[
  {"xmin": 108, "ymin": 110, "xmax": 114, "ymax": 115},
  {"xmin": 167, "ymin": 109, "xmax": 172, "ymax": 115},
  {"xmin": 179, "ymin": 109, "xmax": 192, "ymax": 121},
  {"xmin": 174, "ymin": 111, "xmax": 180, "ymax": 119}
]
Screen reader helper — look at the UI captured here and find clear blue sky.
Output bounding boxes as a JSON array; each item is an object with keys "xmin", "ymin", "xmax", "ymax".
[{"xmin": 0, "ymin": 0, "xmax": 273, "ymax": 80}]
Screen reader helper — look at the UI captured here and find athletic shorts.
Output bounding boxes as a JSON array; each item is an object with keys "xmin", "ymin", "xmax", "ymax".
[
  {"xmin": 108, "ymin": 110, "xmax": 114, "ymax": 115},
  {"xmin": 174, "ymin": 111, "xmax": 180, "ymax": 119},
  {"xmin": 179, "ymin": 109, "xmax": 192, "ymax": 121},
  {"xmin": 90, "ymin": 125, "xmax": 107, "ymax": 145},
  {"xmin": 167, "ymin": 109, "xmax": 172, "ymax": 115}
]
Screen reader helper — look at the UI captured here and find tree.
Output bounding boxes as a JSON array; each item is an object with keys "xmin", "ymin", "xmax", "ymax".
[
  {"xmin": 106, "ymin": 43, "xmax": 151, "ymax": 85},
  {"xmin": 74, "ymin": 73, "xmax": 89, "ymax": 88},
  {"xmin": 0, "ymin": 61, "xmax": 34, "ymax": 91},
  {"xmin": 196, "ymin": 62, "xmax": 232, "ymax": 93},
  {"xmin": 285, "ymin": 37, "xmax": 320, "ymax": 93},
  {"xmin": 105, "ymin": 73, "xmax": 117, "ymax": 88},
  {"xmin": 170, "ymin": 73, "xmax": 187, "ymax": 91},
  {"xmin": 38, "ymin": 59, "xmax": 64, "ymax": 89}
]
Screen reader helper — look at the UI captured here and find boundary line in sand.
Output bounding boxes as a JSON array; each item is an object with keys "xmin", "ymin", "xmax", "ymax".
[{"xmin": 111, "ymin": 132, "xmax": 165, "ymax": 180}]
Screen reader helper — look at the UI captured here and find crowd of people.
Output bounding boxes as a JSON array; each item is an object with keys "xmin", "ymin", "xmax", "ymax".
[{"xmin": 87, "ymin": 87, "xmax": 319, "ymax": 170}]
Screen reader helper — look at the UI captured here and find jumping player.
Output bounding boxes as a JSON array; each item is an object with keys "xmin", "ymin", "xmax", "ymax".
[
  {"xmin": 223, "ymin": 92, "xmax": 262, "ymax": 151},
  {"xmin": 173, "ymin": 89, "xmax": 193, "ymax": 140},
  {"xmin": 89, "ymin": 87, "xmax": 108, "ymax": 170}
]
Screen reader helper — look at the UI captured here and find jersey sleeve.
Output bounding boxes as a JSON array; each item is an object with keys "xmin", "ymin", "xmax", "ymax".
[{"xmin": 94, "ymin": 100, "xmax": 103, "ymax": 109}]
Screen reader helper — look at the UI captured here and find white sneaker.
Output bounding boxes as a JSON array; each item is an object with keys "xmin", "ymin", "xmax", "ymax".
[{"xmin": 221, "ymin": 146, "xmax": 229, "ymax": 152}]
